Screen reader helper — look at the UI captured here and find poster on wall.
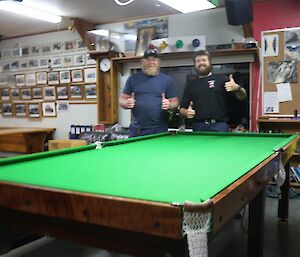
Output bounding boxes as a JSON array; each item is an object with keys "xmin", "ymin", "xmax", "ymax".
[
  {"xmin": 124, "ymin": 17, "xmax": 168, "ymax": 52},
  {"xmin": 285, "ymin": 29, "xmax": 300, "ymax": 61},
  {"xmin": 267, "ymin": 61, "xmax": 297, "ymax": 84},
  {"xmin": 262, "ymin": 34, "xmax": 279, "ymax": 57},
  {"xmin": 264, "ymin": 92, "xmax": 279, "ymax": 113}
]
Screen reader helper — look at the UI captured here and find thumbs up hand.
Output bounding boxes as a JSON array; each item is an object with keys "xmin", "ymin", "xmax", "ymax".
[
  {"xmin": 225, "ymin": 74, "xmax": 241, "ymax": 92},
  {"xmin": 187, "ymin": 101, "xmax": 195, "ymax": 119},
  {"xmin": 126, "ymin": 92, "xmax": 135, "ymax": 109},
  {"xmin": 161, "ymin": 93, "xmax": 171, "ymax": 110}
]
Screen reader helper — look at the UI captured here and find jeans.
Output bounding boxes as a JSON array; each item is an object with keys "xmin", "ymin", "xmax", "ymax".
[{"xmin": 129, "ymin": 125, "xmax": 168, "ymax": 138}]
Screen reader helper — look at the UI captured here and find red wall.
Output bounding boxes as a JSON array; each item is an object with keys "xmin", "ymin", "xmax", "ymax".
[{"xmin": 250, "ymin": 0, "xmax": 300, "ymax": 131}]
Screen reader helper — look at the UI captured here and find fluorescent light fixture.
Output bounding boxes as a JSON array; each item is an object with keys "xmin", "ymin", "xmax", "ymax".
[
  {"xmin": 158, "ymin": 0, "xmax": 216, "ymax": 13},
  {"xmin": 0, "ymin": 1, "xmax": 62, "ymax": 23},
  {"xmin": 89, "ymin": 29, "xmax": 109, "ymax": 37}
]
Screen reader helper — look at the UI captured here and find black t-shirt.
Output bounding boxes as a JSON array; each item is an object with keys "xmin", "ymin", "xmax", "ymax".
[{"xmin": 181, "ymin": 73, "xmax": 232, "ymax": 122}]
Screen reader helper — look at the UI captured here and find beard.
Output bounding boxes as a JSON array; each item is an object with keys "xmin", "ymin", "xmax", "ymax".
[
  {"xmin": 196, "ymin": 64, "xmax": 212, "ymax": 76},
  {"xmin": 143, "ymin": 66, "xmax": 159, "ymax": 76}
]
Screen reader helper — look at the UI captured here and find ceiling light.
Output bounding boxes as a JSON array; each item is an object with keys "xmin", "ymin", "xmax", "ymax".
[
  {"xmin": 89, "ymin": 29, "xmax": 110, "ymax": 37},
  {"xmin": 114, "ymin": 0, "xmax": 135, "ymax": 6},
  {"xmin": 0, "ymin": 1, "xmax": 62, "ymax": 23},
  {"xmin": 158, "ymin": 0, "xmax": 216, "ymax": 13}
]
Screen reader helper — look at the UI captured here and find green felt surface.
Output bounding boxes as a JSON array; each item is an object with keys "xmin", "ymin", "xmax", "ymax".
[{"xmin": 0, "ymin": 132, "xmax": 296, "ymax": 204}]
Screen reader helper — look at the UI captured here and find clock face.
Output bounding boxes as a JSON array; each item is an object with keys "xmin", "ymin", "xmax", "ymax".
[{"xmin": 100, "ymin": 58, "xmax": 111, "ymax": 72}]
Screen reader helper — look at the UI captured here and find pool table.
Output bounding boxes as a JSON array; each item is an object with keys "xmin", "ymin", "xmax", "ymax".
[
  {"xmin": 0, "ymin": 132, "xmax": 297, "ymax": 257},
  {"xmin": 0, "ymin": 127, "xmax": 55, "ymax": 153}
]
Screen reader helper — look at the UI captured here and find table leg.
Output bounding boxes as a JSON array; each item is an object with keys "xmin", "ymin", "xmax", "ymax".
[
  {"xmin": 23, "ymin": 132, "xmax": 47, "ymax": 153},
  {"xmin": 247, "ymin": 188, "xmax": 265, "ymax": 257},
  {"xmin": 278, "ymin": 162, "xmax": 290, "ymax": 221}
]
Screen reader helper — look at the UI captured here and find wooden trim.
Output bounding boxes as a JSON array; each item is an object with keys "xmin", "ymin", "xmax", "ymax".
[{"xmin": 72, "ymin": 18, "xmax": 97, "ymax": 51}]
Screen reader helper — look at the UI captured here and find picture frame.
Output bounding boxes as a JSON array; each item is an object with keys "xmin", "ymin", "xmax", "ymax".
[
  {"xmin": 74, "ymin": 53, "xmax": 85, "ymax": 66},
  {"xmin": 1, "ymin": 49, "xmax": 11, "ymax": 59},
  {"xmin": 2, "ymin": 103, "xmax": 13, "ymax": 117},
  {"xmin": 39, "ymin": 58, "xmax": 49, "ymax": 69},
  {"xmin": 31, "ymin": 46, "xmax": 41, "ymax": 55},
  {"xmin": 15, "ymin": 74, "xmax": 25, "ymax": 87},
  {"xmin": 20, "ymin": 60, "xmax": 29, "ymax": 70},
  {"xmin": 51, "ymin": 56, "xmax": 62, "ymax": 68},
  {"xmin": 71, "ymin": 69, "xmax": 84, "ymax": 83},
  {"xmin": 14, "ymin": 103, "xmax": 27, "ymax": 117},
  {"xmin": 84, "ymin": 68, "xmax": 97, "ymax": 83},
  {"xmin": 25, "ymin": 73, "xmax": 36, "ymax": 86},
  {"xmin": 28, "ymin": 59, "xmax": 38, "ymax": 69},
  {"xmin": 12, "ymin": 47, "xmax": 22, "ymax": 57},
  {"xmin": 43, "ymin": 86, "xmax": 56, "ymax": 101},
  {"xmin": 56, "ymin": 85, "xmax": 69, "ymax": 100},
  {"xmin": 85, "ymin": 84, "xmax": 97, "ymax": 99},
  {"xmin": 42, "ymin": 44, "xmax": 51, "ymax": 54},
  {"xmin": 42, "ymin": 102, "xmax": 56, "ymax": 117},
  {"xmin": 32, "ymin": 87, "xmax": 43, "ymax": 99},
  {"xmin": 86, "ymin": 53, "xmax": 96, "ymax": 66},
  {"xmin": 60, "ymin": 70, "xmax": 71, "ymax": 84},
  {"xmin": 20, "ymin": 88, "xmax": 32, "ymax": 100},
  {"xmin": 76, "ymin": 39, "xmax": 86, "ymax": 50},
  {"xmin": 0, "ymin": 88, "xmax": 10, "ymax": 101},
  {"xmin": 57, "ymin": 101, "xmax": 69, "ymax": 112},
  {"xmin": 69, "ymin": 84, "xmax": 83, "ymax": 99},
  {"xmin": 48, "ymin": 71, "xmax": 59, "ymax": 85},
  {"xmin": 7, "ymin": 75, "xmax": 15, "ymax": 86},
  {"xmin": 64, "ymin": 41, "xmax": 75, "ymax": 52},
  {"xmin": 52, "ymin": 42, "xmax": 63, "ymax": 53},
  {"xmin": 10, "ymin": 88, "xmax": 20, "ymax": 100},
  {"xmin": 36, "ymin": 71, "xmax": 47, "ymax": 85},
  {"xmin": 2, "ymin": 63, "xmax": 10, "ymax": 72},
  {"xmin": 21, "ymin": 46, "xmax": 29, "ymax": 57},
  {"xmin": 11, "ymin": 61, "xmax": 19, "ymax": 71},
  {"xmin": 135, "ymin": 27, "xmax": 155, "ymax": 56},
  {"xmin": 0, "ymin": 74, "xmax": 7, "ymax": 86},
  {"xmin": 28, "ymin": 102, "xmax": 42, "ymax": 119},
  {"xmin": 63, "ymin": 55, "xmax": 73, "ymax": 67}
]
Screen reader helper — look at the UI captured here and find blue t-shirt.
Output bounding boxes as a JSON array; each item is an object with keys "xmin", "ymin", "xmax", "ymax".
[{"xmin": 123, "ymin": 71, "xmax": 176, "ymax": 129}]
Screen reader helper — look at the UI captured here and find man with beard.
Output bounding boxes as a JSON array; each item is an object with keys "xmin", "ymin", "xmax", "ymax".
[
  {"xmin": 179, "ymin": 50, "xmax": 247, "ymax": 132},
  {"xmin": 119, "ymin": 48, "xmax": 179, "ymax": 137}
]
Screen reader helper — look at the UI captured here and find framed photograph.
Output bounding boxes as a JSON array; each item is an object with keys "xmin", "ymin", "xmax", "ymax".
[
  {"xmin": 135, "ymin": 27, "xmax": 155, "ymax": 56},
  {"xmin": 43, "ymin": 86, "xmax": 56, "ymax": 101},
  {"xmin": 42, "ymin": 44, "xmax": 51, "ymax": 54},
  {"xmin": 84, "ymin": 68, "xmax": 97, "ymax": 83},
  {"xmin": 32, "ymin": 87, "xmax": 43, "ymax": 99},
  {"xmin": 86, "ymin": 53, "xmax": 96, "ymax": 66},
  {"xmin": 20, "ymin": 88, "xmax": 32, "ymax": 100},
  {"xmin": 16, "ymin": 74, "xmax": 25, "ymax": 87},
  {"xmin": 28, "ymin": 59, "xmax": 38, "ymax": 69},
  {"xmin": 62, "ymin": 55, "xmax": 72, "ymax": 67},
  {"xmin": 10, "ymin": 88, "xmax": 20, "ymax": 100},
  {"xmin": 2, "ymin": 103, "xmax": 13, "ymax": 117},
  {"xmin": 71, "ymin": 69, "xmax": 84, "ymax": 83},
  {"xmin": 39, "ymin": 58, "xmax": 49, "ymax": 69},
  {"xmin": 0, "ymin": 88, "xmax": 10, "ymax": 101},
  {"xmin": 60, "ymin": 70, "xmax": 71, "ymax": 84},
  {"xmin": 57, "ymin": 101, "xmax": 69, "ymax": 112},
  {"xmin": 14, "ymin": 103, "xmax": 27, "ymax": 117},
  {"xmin": 48, "ymin": 71, "xmax": 59, "ymax": 85},
  {"xmin": 11, "ymin": 61, "xmax": 19, "ymax": 71},
  {"xmin": 36, "ymin": 71, "xmax": 47, "ymax": 85},
  {"xmin": 1, "ymin": 49, "xmax": 11, "ymax": 59},
  {"xmin": 52, "ymin": 42, "xmax": 63, "ymax": 53},
  {"xmin": 51, "ymin": 56, "xmax": 62, "ymax": 68},
  {"xmin": 12, "ymin": 47, "xmax": 22, "ymax": 57},
  {"xmin": 56, "ymin": 85, "xmax": 68, "ymax": 100},
  {"xmin": 20, "ymin": 60, "xmax": 29, "ymax": 70},
  {"xmin": 69, "ymin": 84, "xmax": 83, "ymax": 99},
  {"xmin": 42, "ymin": 102, "xmax": 56, "ymax": 117},
  {"xmin": 7, "ymin": 75, "xmax": 15, "ymax": 86},
  {"xmin": 25, "ymin": 73, "xmax": 36, "ymax": 86},
  {"xmin": 31, "ymin": 46, "xmax": 41, "ymax": 55},
  {"xmin": 28, "ymin": 102, "xmax": 41, "ymax": 119},
  {"xmin": 74, "ymin": 53, "xmax": 85, "ymax": 66},
  {"xmin": 76, "ymin": 39, "xmax": 85, "ymax": 50},
  {"xmin": 21, "ymin": 47, "xmax": 29, "ymax": 57},
  {"xmin": 85, "ymin": 84, "xmax": 97, "ymax": 99},
  {"xmin": 2, "ymin": 63, "xmax": 10, "ymax": 72},
  {"xmin": 64, "ymin": 41, "xmax": 75, "ymax": 52}
]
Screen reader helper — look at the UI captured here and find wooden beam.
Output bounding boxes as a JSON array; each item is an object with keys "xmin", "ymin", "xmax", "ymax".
[{"xmin": 72, "ymin": 18, "xmax": 97, "ymax": 51}]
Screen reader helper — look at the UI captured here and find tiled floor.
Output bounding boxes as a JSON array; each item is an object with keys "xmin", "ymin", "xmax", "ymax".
[{"xmin": 1, "ymin": 197, "xmax": 300, "ymax": 257}]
